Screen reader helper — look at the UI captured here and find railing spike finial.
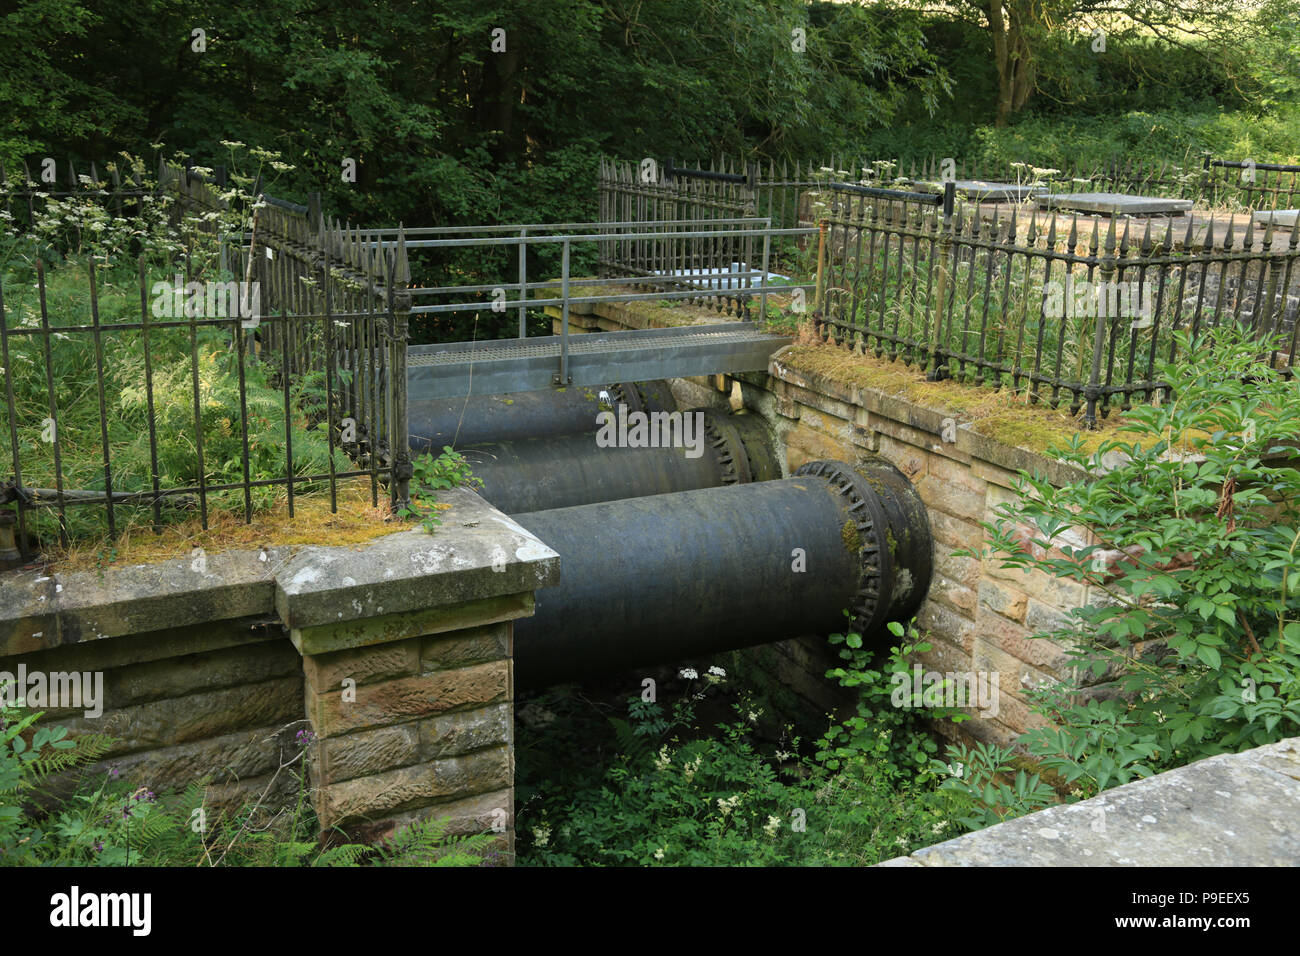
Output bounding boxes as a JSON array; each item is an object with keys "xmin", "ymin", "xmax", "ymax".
[
  {"xmin": 396, "ymin": 224, "xmax": 410, "ymax": 285},
  {"xmin": 1261, "ymin": 211, "xmax": 1276, "ymax": 249}
]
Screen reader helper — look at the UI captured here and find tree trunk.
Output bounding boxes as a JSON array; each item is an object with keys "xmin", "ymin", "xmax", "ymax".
[{"xmin": 988, "ymin": 0, "xmax": 1036, "ymax": 126}]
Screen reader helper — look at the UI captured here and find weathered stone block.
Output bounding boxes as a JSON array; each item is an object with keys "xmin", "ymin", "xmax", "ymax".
[
  {"xmin": 422, "ymin": 622, "xmax": 510, "ymax": 672},
  {"xmin": 340, "ymin": 787, "xmax": 513, "ymax": 852},
  {"xmin": 929, "ymin": 575, "xmax": 978, "ymax": 616},
  {"xmin": 875, "ymin": 435, "xmax": 930, "ymax": 481},
  {"xmin": 916, "ymin": 599, "xmax": 976, "ymax": 648},
  {"xmin": 59, "ymin": 676, "xmax": 302, "ymax": 754},
  {"xmin": 303, "ymin": 638, "xmax": 420, "ymax": 692},
  {"xmin": 978, "ymin": 579, "xmax": 1029, "ymax": 623},
  {"xmin": 917, "ymin": 474, "xmax": 986, "ymax": 521},
  {"xmin": 419, "ymin": 703, "xmax": 511, "ymax": 760},
  {"xmin": 891, "ymin": 737, "xmax": 1300, "ymax": 866},
  {"xmin": 1025, "ymin": 597, "xmax": 1076, "ymax": 635},
  {"xmin": 104, "ymin": 640, "xmax": 301, "ymax": 709},
  {"xmin": 928, "ymin": 511, "xmax": 986, "ymax": 551},
  {"xmin": 933, "ymin": 549, "xmax": 981, "ymax": 590},
  {"xmin": 319, "ymin": 746, "xmax": 510, "ymax": 825},
  {"xmin": 972, "ymin": 607, "xmax": 1075, "ymax": 675},
  {"xmin": 926, "ymin": 453, "xmax": 987, "ymax": 494},
  {"xmin": 291, "ymin": 592, "xmax": 532, "ymax": 657},
  {"xmin": 63, "ymin": 724, "xmax": 292, "ymax": 794},
  {"xmin": 309, "ymin": 661, "xmax": 509, "ymax": 737},
  {"xmin": 0, "ymin": 617, "xmax": 282, "ymax": 679},
  {"xmin": 318, "ymin": 723, "xmax": 421, "ymax": 783}
]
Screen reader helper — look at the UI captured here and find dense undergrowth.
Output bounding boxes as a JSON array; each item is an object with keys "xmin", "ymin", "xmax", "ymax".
[
  {"xmin": 0, "ymin": 706, "xmax": 495, "ymax": 866},
  {"xmin": 514, "ymin": 621, "xmax": 975, "ymax": 866}
]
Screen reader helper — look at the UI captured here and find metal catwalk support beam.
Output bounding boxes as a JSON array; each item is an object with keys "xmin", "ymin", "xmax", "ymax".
[
  {"xmin": 406, "ymin": 323, "xmax": 789, "ymax": 400},
  {"xmin": 512, "ymin": 459, "xmax": 932, "ymax": 690}
]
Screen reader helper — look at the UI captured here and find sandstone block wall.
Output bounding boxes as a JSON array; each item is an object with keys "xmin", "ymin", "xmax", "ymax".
[{"xmin": 0, "ymin": 488, "xmax": 560, "ymax": 861}]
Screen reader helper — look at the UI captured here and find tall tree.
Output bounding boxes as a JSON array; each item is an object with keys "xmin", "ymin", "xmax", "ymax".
[{"xmin": 896, "ymin": 0, "xmax": 1277, "ymax": 125}]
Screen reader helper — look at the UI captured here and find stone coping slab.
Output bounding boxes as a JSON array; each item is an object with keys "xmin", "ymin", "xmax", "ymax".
[
  {"xmin": 880, "ymin": 736, "xmax": 1300, "ymax": 866},
  {"xmin": 1251, "ymin": 209, "xmax": 1297, "ymax": 229},
  {"xmin": 1, "ymin": 487, "xmax": 559, "ymax": 655},
  {"xmin": 276, "ymin": 488, "xmax": 559, "ymax": 630},
  {"xmin": 1037, "ymin": 192, "xmax": 1194, "ymax": 216},
  {"xmin": 915, "ymin": 180, "xmax": 1046, "ymax": 202}
]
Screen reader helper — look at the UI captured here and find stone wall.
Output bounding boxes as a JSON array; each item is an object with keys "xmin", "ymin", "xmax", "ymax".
[
  {"xmin": 0, "ymin": 488, "xmax": 559, "ymax": 860},
  {"xmin": 1, "ymin": 614, "xmax": 304, "ymax": 815},
  {"xmin": 746, "ymin": 352, "xmax": 1103, "ymax": 749},
  {"xmin": 558, "ymin": 295, "xmax": 1110, "ymax": 749}
]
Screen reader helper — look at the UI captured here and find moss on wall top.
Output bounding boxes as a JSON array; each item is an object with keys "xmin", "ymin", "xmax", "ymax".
[{"xmin": 778, "ymin": 342, "xmax": 1138, "ymax": 457}]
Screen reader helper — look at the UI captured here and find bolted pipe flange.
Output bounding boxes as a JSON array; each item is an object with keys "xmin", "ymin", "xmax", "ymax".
[
  {"xmin": 795, "ymin": 458, "xmax": 932, "ymax": 634},
  {"xmin": 695, "ymin": 408, "xmax": 747, "ymax": 486}
]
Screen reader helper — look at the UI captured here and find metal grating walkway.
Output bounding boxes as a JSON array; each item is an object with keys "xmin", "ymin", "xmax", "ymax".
[{"xmin": 407, "ymin": 323, "xmax": 790, "ymax": 400}]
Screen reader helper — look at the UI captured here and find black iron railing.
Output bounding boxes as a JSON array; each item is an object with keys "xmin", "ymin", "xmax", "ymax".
[
  {"xmin": 812, "ymin": 188, "xmax": 1300, "ymax": 426},
  {"xmin": 0, "ymin": 163, "xmax": 410, "ymax": 567}
]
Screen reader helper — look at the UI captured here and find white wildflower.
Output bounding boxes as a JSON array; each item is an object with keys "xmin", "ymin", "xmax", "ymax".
[
  {"xmin": 532, "ymin": 824, "xmax": 550, "ymax": 848},
  {"xmin": 653, "ymin": 745, "xmax": 672, "ymax": 772},
  {"xmin": 678, "ymin": 667, "xmax": 698, "ymax": 680},
  {"xmin": 683, "ymin": 754, "xmax": 702, "ymax": 782},
  {"xmin": 764, "ymin": 815, "xmax": 781, "ymax": 836}
]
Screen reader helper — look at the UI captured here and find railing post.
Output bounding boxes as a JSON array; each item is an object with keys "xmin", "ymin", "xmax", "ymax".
[
  {"xmin": 926, "ymin": 202, "xmax": 953, "ymax": 381},
  {"xmin": 556, "ymin": 239, "xmax": 571, "ymax": 387},
  {"xmin": 389, "ymin": 227, "xmax": 412, "ymax": 509},
  {"xmin": 518, "ymin": 228, "xmax": 528, "ymax": 339},
  {"xmin": 759, "ymin": 223, "xmax": 771, "ymax": 325},
  {"xmin": 1086, "ymin": 219, "xmax": 1119, "ymax": 428},
  {"xmin": 814, "ymin": 215, "xmax": 828, "ymax": 320},
  {"xmin": 0, "ymin": 505, "xmax": 19, "ymax": 569}
]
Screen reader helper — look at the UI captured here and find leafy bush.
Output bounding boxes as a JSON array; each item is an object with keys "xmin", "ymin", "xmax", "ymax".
[
  {"xmin": 517, "ymin": 619, "xmax": 969, "ymax": 866},
  {"xmin": 946, "ymin": 327, "xmax": 1300, "ymax": 820},
  {"xmin": 0, "ymin": 697, "xmax": 495, "ymax": 866},
  {"xmin": 399, "ymin": 446, "xmax": 484, "ymax": 533}
]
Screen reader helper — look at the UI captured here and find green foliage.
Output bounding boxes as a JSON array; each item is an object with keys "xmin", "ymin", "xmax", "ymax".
[
  {"xmin": 949, "ymin": 327, "xmax": 1300, "ymax": 824},
  {"xmin": 818, "ymin": 617, "xmax": 967, "ymax": 783},
  {"xmin": 517, "ymin": 620, "xmax": 970, "ymax": 866},
  {"xmin": 0, "ymin": 698, "xmax": 495, "ymax": 866},
  {"xmin": 398, "ymin": 446, "xmax": 483, "ymax": 532},
  {"xmin": 0, "ymin": 260, "xmax": 346, "ymax": 545},
  {"xmin": 933, "ymin": 741, "xmax": 1058, "ymax": 831}
]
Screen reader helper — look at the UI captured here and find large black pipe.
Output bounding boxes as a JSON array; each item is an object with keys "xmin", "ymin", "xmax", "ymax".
[
  {"xmin": 460, "ymin": 408, "xmax": 780, "ymax": 515},
  {"xmin": 408, "ymin": 381, "xmax": 675, "ymax": 451},
  {"xmin": 512, "ymin": 458, "xmax": 932, "ymax": 689}
]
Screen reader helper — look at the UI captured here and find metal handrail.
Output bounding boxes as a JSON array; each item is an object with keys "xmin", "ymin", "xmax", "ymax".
[{"xmin": 401, "ymin": 219, "xmax": 816, "ymax": 384}]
